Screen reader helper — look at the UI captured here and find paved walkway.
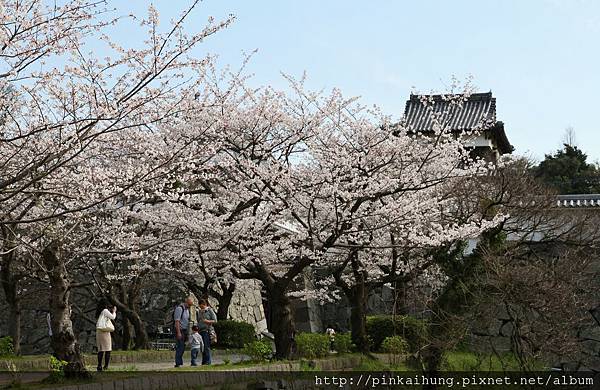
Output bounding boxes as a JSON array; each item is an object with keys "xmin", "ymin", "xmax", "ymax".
[{"xmin": 107, "ymin": 351, "xmax": 248, "ymax": 371}]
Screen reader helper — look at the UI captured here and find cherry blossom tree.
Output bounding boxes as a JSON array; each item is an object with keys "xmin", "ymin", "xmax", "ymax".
[
  {"xmin": 0, "ymin": 2, "xmax": 519, "ymax": 368},
  {"xmin": 0, "ymin": 0, "xmax": 115, "ymax": 355},
  {"xmin": 294, "ymin": 90, "xmax": 505, "ymax": 352},
  {"xmin": 0, "ymin": 0, "xmax": 233, "ymax": 374},
  {"xmin": 159, "ymin": 79, "xmax": 506, "ymax": 358},
  {"xmin": 109, "ymin": 73, "xmax": 342, "ymax": 358}
]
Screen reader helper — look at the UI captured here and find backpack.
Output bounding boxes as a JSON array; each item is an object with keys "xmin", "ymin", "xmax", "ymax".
[{"xmin": 165, "ymin": 303, "xmax": 186, "ymax": 333}]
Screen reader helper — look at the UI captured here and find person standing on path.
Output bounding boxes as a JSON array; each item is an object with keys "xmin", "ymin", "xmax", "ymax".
[
  {"xmin": 189, "ymin": 325, "xmax": 204, "ymax": 366},
  {"xmin": 95, "ymin": 302, "xmax": 117, "ymax": 371},
  {"xmin": 325, "ymin": 324, "xmax": 336, "ymax": 352},
  {"xmin": 196, "ymin": 299, "xmax": 217, "ymax": 365},
  {"xmin": 174, "ymin": 296, "xmax": 194, "ymax": 367}
]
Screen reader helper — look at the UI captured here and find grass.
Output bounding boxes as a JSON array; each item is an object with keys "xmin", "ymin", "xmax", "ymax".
[
  {"xmin": 442, "ymin": 351, "xmax": 542, "ymax": 371},
  {"xmin": 349, "ymin": 350, "xmax": 541, "ymax": 372},
  {"xmin": 353, "ymin": 356, "xmax": 410, "ymax": 371},
  {"xmin": 0, "ymin": 355, "xmax": 47, "ymax": 362}
]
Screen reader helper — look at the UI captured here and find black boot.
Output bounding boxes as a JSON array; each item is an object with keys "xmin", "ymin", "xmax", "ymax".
[
  {"xmin": 97, "ymin": 352, "xmax": 104, "ymax": 371},
  {"xmin": 103, "ymin": 351, "xmax": 111, "ymax": 370}
]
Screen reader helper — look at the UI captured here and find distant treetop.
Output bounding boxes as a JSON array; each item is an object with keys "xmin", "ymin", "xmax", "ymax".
[{"xmin": 535, "ymin": 144, "xmax": 600, "ymax": 195}]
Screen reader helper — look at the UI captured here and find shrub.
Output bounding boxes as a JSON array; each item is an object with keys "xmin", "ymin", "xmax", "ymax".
[
  {"xmin": 381, "ymin": 336, "xmax": 409, "ymax": 355},
  {"xmin": 46, "ymin": 356, "xmax": 68, "ymax": 382},
  {"xmin": 295, "ymin": 333, "xmax": 330, "ymax": 359},
  {"xmin": 366, "ymin": 315, "xmax": 428, "ymax": 353},
  {"xmin": 213, "ymin": 320, "xmax": 255, "ymax": 349},
  {"xmin": 333, "ymin": 333, "xmax": 353, "ymax": 354},
  {"xmin": 243, "ymin": 340, "xmax": 273, "ymax": 362},
  {"xmin": 0, "ymin": 336, "xmax": 14, "ymax": 356}
]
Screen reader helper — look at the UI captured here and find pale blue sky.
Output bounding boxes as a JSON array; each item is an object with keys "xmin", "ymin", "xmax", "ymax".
[{"xmin": 111, "ymin": 1, "xmax": 600, "ymax": 162}]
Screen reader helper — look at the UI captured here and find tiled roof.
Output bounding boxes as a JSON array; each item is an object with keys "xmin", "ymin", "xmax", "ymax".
[
  {"xmin": 400, "ymin": 92, "xmax": 514, "ymax": 154},
  {"xmin": 403, "ymin": 92, "xmax": 496, "ymax": 132},
  {"xmin": 556, "ymin": 194, "xmax": 600, "ymax": 208}
]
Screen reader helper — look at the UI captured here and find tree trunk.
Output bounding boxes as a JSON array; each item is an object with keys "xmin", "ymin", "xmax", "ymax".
[
  {"xmin": 7, "ymin": 299, "xmax": 21, "ymax": 355},
  {"xmin": 266, "ymin": 285, "xmax": 295, "ymax": 360},
  {"xmin": 118, "ymin": 285, "xmax": 131, "ymax": 350},
  {"xmin": 234, "ymin": 259, "xmax": 307, "ymax": 360},
  {"xmin": 129, "ymin": 311, "xmax": 149, "ymax": 350},
  {"xmin": 215, "ymin": 283, "xmax": 235, "ymax": 321},
  {"xmin": 1, "ymin": 238, "xmax": 22, "ymax": 355},
  {"xmin": 334, "ymin": 250, "xmax": 371, "ymax": 353},
  {"xmin": 421, "ymin": 343, "xmax": 444, "ymax": 389},
  {"xmin": 120, "ymin": 316, "xmax": 132, "ymax": 350},
  {"xmin": 128, "ymin": 283, "xmax": 148, "ymax": 350},
  {"xmin": 392, "ymin": 282, "xmax": 408, "ymax": 316},
  {"xmin": 348, "ymin": 283, "xmax": 370, "ymax": 353},
  {"xmin": 108, "ymin": 298, "xmax": 149, "ymax": 350},
  {"xmin": 107, "ymin": 277, "xmax": 149, "ymax": 350},
  {"xmin": 1, "ymin": 264, "xmax": 21, "ymax": 355},
  {"xmin": 43, "ymin": 246, "xmax": 89, "ymax": 378}
]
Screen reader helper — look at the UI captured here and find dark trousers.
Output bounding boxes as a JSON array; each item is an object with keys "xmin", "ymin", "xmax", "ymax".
[
  {"xmin": 200, "ymin": 330, "xmax": 211, "ymax": 365},
  {"xmin": 191, "ymin": 347, "xmax": 200, "ymax": 365},
  {"xmin": 97, "ymin": 351, "xmax": 110, "ymax": 369},
  {"xmin": 174, "ymin": 329, "xmax": 188, "ymax": 367}
]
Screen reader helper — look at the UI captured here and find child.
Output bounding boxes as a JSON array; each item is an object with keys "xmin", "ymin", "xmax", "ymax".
[{"xmin": 189, "ymin": 325, "xmax": 204, "ymax": 366}]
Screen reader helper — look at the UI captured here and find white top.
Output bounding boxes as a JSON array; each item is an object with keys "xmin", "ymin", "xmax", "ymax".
[
  {"xmin": 189, "ymin": 332, "xmax": 204, "ymax": 351},
  {"xmin": 101, "ymin": 308, "xmax": 117, "ymax": 320}
]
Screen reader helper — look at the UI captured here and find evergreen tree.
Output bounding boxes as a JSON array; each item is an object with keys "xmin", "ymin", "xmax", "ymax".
[{"xmin": 535, "ymin": 144, "xmax": 600, "ymax": 194}]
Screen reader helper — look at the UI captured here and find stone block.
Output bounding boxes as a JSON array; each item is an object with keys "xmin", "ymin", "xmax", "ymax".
[
  {"xmin": 101, "ymin": 381, "xmax": 114, "ymax": 390},
  {"xmin": 150, "ymin": 375, "xmax": 162, "ymax": 389},
  {"xmin": 115, "ymin": 378, "xmax": 125, "ymax": 390},
  {"xmin": 184, "ymin": 373, "xmax": 198, "ymax": 388},
  {"xmin": 253, "ymin": 306, "xmax": 263, "ymax": 321},
  {"xmin": 84, "ymin": 383, "xmax": 102, "ymax": 390},
  {"xmin": 499, "ymin": 320, "xmax": 515, "ymax": 337}
]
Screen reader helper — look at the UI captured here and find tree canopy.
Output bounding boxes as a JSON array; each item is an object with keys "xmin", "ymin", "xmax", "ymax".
[{"xmin": 535, "ymin": 144, "xmax": 600, "ymax": 194}]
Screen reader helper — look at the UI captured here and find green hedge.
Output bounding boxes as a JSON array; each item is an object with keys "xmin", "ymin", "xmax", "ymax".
[
  {"xmin": 243, "ymin": 340, "xmax": 273, "ymax": 362},
  {"xmin": 366, "ymin": 315, "xmax": 428, "ymax": 353},
  {"xmin": 212, "ymin": 320, "xmax": 255, "ymax": 349},
  {"xmin": 381, "ymin": 336, "xmax": 409, "ymax": 355},
  {"xmin": 333, "ymin": 333, "xmax": 353, "ymax": 354},
  {"xmin": 295, "ymin": 333, "xmax": 330, "ymax": 359}
]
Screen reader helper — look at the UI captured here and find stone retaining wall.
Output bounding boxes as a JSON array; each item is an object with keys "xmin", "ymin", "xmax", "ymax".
[
  {"xmin": 4, "ymin": 351, "xmax": 183, "ymax": 371},
  {"xmin": 39, "ymin": 355, "xmax": 374, "ymax": 390}
]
